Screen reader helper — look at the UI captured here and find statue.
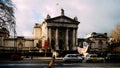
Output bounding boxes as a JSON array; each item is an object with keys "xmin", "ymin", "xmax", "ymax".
[
  {"xmin": 61, "ymin": 8, "xmax": 64, "ymax": 16},
  {"xmin": 74, "ymin": 16, "xmax": 78, "ymax": 21},
  {"xmin": 47, "ymin": 14, "xmax": 51, "ymax": 19}
]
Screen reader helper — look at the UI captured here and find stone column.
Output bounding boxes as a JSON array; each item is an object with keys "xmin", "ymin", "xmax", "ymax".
[
  {"xmin": 55, "ymin": 28, "xmax": 59, "ymax": 50},
  {"xmin": 48, "ymin": 28, "xmax": 51, "ymax": 49},
  {"xmin": 75, "ymin": 29, "xmax": 77, "ymax": 50},
  {"xmin": 66, "ymin": 28, "xmax": 69, "ymax": 50},
  {"xmin": 72, "ymin": 29, "xmax": 75, "ymax": 50}
]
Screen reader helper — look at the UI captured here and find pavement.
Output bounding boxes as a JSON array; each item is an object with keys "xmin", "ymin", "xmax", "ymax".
[{"xmin": 24, "ymin": 56, "xmax": 63, "ymax": 60}]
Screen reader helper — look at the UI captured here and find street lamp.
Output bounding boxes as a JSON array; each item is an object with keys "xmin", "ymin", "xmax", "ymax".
[{"xmin": 13, "ymin": 22, "xmax": 17, "ymax": 52}]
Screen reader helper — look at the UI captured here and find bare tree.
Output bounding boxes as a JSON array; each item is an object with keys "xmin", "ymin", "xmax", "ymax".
[
  {"xmin": 0, "ymin": 0, "xmax": 16, "ymax": 35},
  {"xmin": 110, "ymin": 24, "xmax": 120, "ymax": 42}
]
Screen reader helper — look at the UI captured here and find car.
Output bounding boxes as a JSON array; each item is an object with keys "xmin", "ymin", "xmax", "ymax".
[
  {"xmin": 11, "ymin": 54, "xmax": 24, "ymax": 60},
  {"xmin": 63, "ymin": 54, "xmax": 83, "ymax": 63},
  {"xmin": 105, "ymin": 54, "xmax": 120, "ymax": 63},
  {"xmin": 85, "ymin": 54, "xmax": 104, "ymax": 63}
]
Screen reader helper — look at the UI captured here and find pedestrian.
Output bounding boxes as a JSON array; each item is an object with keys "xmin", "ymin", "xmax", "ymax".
[
  {"xmin": 48, "ymin": 55, "xmax": 55, "ymax": 68},
  {"xmin": 49, "ymin": 59, "xmax": 53, "ymax": 68}
]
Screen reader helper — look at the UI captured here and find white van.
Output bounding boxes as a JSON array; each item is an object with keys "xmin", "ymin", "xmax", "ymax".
[{"xmin": 63, "ymin": 54, "xmax": 83, "ymax": 63}]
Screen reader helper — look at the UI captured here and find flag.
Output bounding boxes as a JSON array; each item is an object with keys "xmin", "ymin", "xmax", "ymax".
[{"xmin": 77, "ymin": 42, "xmax": 89, "ymax": 56}]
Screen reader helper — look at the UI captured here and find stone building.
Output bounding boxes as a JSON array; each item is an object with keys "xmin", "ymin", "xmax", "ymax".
[
  {"xmin": 85, "ymin": 32, "xmax": 108, "ymax": 53},
  {"xmin": 0, "ymin": 9, "xmax": 80, "ymax": 53},
  {"xmin": 0, "ymin": 28, "xmax": 9, "ymax": 47},
  {"xmin": 4, "ymin": 36, "xmax": 34, "ymax": 52},
  {"xmin": 33, "ymin": 22, "xmax": 47, "ymax": 50},
  {"xmin": 0, "ymin": 28, "xmax": 34, "ymax": 52},
  {"xmin": 33, "ymin": 9, "xmax": 80, "ymax": 51}
]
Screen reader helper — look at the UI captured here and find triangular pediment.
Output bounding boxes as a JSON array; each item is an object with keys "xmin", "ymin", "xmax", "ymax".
[
  {"xmin": 52, "ymin": 16, "xmax": 74, "ymax": 23},
  {"xmin": 46, "ymin": 15, "xmax": 80, "ymax": 24}
]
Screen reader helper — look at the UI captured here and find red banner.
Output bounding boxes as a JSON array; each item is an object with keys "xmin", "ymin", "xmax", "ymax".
[{"xmin": 44, "ymin": 40, "xmax": 49, "ymax": 49}]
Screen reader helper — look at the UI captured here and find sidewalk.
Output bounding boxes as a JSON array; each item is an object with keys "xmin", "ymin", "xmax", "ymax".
[{"xmin": 24, "ymin": 56, "xmax": 63, "ymax": 60}]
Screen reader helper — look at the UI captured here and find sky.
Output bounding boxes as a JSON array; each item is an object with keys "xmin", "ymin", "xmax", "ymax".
[{"xmin": 12, "ymin": 0, "xmax": 120, "ymax": 38}]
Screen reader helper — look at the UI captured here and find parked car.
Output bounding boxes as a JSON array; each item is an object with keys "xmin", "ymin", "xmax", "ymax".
[
  {"xmin": 11, "ymin": 54, "xmax": 24, "ymax": 60},
  {"xmin": 105, "ymin": 54, "xmax": 120, "ymax": 63},
  {"xmin": 63, "ymin": 54, "xmax": 83, "ymax": 63},
  {"xmin": 85, "ymin": 54, "xmax": 104, "ymax": 63}
]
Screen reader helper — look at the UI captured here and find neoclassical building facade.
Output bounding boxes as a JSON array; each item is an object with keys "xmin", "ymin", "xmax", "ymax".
[
  {"xmin": 85, "ymin": 32, "xmax": 108, "ymax": 53},
  {"xmin": 0, "ymin": 9, "xmax": 111, "ymax": 54},
  {"xmin": 0, "ymin": 9, "xmax": 80, "ymax": 52},
  {"xmin": 0, "ymin": 28, "xmax": 34, "ymax": 52},
  {"xmin": 33, "ymin": 9, "xmax": 80, "ymax": 51},
  {"xmin": 0, "ymin": 28, "xmax": 9, "ymax": 47}
]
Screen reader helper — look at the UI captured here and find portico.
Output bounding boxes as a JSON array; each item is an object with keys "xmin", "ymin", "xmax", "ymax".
[{"xmin": 45, "ymin": 9, "xmax": 80, "ymax": 51}]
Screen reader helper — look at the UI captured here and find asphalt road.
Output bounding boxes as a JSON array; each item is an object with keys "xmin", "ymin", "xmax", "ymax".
[{"xmin": 0, "ymin": 59, "xmax": 120, "ymax": 68}]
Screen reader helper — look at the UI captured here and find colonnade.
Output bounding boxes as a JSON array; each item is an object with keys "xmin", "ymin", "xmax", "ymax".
[{"xmin": 48, "ymin": 27, "xmax": 77, "ymax": 51}]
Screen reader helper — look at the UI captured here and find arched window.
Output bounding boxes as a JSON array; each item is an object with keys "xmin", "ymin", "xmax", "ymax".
[
  {"xmin": 98, "ymin": 40, "xmax": 103, "ymax": 45},
  {"xmin": 18, "ymin": 42, "xmax": 23, "ymax": 49}
]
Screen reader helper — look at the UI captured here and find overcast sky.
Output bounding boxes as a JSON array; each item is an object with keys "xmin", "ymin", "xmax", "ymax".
[{"xmin": 12, "ymin": 0, "xmax": 120, "ymax": 38}]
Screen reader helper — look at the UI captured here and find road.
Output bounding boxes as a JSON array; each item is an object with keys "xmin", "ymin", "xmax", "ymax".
[{"xmin": 0, "ymin": 59, "xmax": 120, "ymax": 68}]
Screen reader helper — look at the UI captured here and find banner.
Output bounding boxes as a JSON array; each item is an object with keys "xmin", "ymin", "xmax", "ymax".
[
  {"xmin": 77, "ymin": 42, "xmax": 89, "ymax": 56},
  {"xmin": 44, "ymin": 40, "xmax": 49, "ymax": 49}
]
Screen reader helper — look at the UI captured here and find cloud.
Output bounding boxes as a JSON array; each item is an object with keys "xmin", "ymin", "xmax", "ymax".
[{"xmin": 12, "ymin": 0, "xmax": 120, "ymax": 38}]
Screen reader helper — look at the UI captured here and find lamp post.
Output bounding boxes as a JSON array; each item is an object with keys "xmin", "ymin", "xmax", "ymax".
[{"xmin": 13, "ymin": 23, "xmax": 17, "ymax": 52}]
